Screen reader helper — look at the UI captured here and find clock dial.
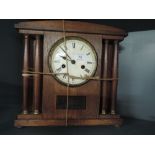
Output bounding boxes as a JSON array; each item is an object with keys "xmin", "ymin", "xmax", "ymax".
[{"xmin": 48, "ymin": 37, "xmax": 97, "ymax": 86}]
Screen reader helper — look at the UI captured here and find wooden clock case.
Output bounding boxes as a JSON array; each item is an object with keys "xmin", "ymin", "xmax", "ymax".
[{"xmin": 14, "ymin": 20, "xmax": 127, "ymax": 127}]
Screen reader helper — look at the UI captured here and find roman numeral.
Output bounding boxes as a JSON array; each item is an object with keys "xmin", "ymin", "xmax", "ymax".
[
  {"xmin": 84, "ymin": 68, "xmax": 90, "ymax": 73},
  {"xmin": 56, "ymin": 67, "xmax": 62, "ymax": 73},
  {"xmin": 87, "ymin": 61, "xmax": 93, "ymax": 64},
  {"xmin": 86, "ymin": 52, "xmax": 90, "ymax": 56},
  {"xmin": 72, "ymin": 43, "xmax": 75, "ymax": 48},
  {"xmin": 80, "ymin": 45, "xmax": 84, "ymax": 50},
  {"xmin": 63, "ymin": 74, "xmax": 67, "ymax": 79}
]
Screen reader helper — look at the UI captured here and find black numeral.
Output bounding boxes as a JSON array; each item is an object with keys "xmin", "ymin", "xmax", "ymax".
[
  {"xmin": 84, "ymin": 68, "xmax": 90, "ymax": 73},
  {"xmin": 86, "ymin": 52, "xmax": 90, "ymax": 56},
  {"xmin": 56, "ymin": 67, "xmax": 62, "ymax": 73},
  {"xmin": 80, "ymin": 45, "xmax": 84, "ymax": 50},
  {"xmin": 63, "ymin": 74, "xmax": 67, "ymax": 79},
  {"xmin": 87, "ymin": 61, "xmax": 93, "ymax": 64},
  {"xmin": 72, "ymin": 43, "xmax": 75, "ymax": 48}
]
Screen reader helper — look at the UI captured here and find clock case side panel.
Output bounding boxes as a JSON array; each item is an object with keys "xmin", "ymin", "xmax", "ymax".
[{"xmin": 42, "ymin": 32, "xmax": 102, "ymax": 119}]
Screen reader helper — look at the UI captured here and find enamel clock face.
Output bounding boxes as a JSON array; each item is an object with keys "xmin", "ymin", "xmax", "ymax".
[{"xmin": 48, "ymin": 37, "xmax": 97, "ymax": 86}]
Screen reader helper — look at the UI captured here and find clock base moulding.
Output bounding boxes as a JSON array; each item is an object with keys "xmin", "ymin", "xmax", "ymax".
[{"xmin": 14, "ymin": 114, "xmax": 123, "ymax": 127}]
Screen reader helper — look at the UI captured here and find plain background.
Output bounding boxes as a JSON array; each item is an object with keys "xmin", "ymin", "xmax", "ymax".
[{"xmin": 119, "ymin": 30, "xmax": 155, "ymax": 121}]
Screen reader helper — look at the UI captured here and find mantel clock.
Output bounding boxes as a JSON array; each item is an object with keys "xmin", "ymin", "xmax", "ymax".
[{"xmin": 14, "ymin": 20, "xmax": 127, "ymax": 127}]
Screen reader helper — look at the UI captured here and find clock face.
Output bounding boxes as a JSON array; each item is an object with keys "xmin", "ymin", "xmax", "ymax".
[{"xmin": 48, "ymin": 36, "xmax": 97, "ymax": 86}]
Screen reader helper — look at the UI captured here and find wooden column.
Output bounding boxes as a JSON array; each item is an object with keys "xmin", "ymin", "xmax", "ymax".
[
  {"xmin": 22, "ymin": 34, "xmax": 29, "ymax": 114},
  {"xmin": 102, "ymin": 40, "xmax": 109, "ymax": 115},
  {"xmin": 111, "ymin": 40, "xmax": 119, "ymax": 115},
  {"xmin": 33, "ymin": 35, "xmax": 41, "ymax": 114}
]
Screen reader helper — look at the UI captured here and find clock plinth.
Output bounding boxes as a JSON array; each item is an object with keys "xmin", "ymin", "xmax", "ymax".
[
  {"xmin": 15, "ymin": 114, "xmax": 123, "ymax": 127},
  {"xmin": 14, "ymin": 20, "xmax": 127, "ymax": 127}
]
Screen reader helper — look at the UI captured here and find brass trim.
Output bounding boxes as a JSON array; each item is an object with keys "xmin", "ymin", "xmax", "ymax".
[{"xmin": 48, "ymin": 36, "xmax": 98, "ymax": 87}]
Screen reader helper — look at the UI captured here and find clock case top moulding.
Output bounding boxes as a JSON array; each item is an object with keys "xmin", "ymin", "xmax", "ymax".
[{"xmin": 14, "ymin": 20, "xmax": 127, "ymax": 127}]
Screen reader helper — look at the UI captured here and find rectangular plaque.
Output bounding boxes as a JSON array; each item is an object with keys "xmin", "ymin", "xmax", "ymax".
[{"xmin": 56, "ymin": 96, "xmax": 86, "ymax": 110}]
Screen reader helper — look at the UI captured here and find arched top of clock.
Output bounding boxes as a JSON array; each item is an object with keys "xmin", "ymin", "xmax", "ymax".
[{"xmin": 15, "ymin": 20, "xmax": 127, "ymax": 36}]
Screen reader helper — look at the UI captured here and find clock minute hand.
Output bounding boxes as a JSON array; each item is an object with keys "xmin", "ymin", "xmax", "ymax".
[{"xmin": 60, "ymin": 46, "xmax": 72, "ymax": 60}]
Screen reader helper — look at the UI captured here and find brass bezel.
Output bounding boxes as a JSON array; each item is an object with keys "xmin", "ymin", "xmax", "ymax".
[{"xmin": 48, "ymin": 36, "xmax": 98, "ymax": 87}]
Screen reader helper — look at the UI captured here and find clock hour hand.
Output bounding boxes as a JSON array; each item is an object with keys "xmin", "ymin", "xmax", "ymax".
[
  {"xmin": 59, "ymin": 55, "xmax": 71, "ymax": 61},
  {"xmin": 60, "ymin": 55, "xmax": 76, "ymax": 64},
  {"xmin": 59, "ymin": 55, "xmax": 76, "ymax": 64}
]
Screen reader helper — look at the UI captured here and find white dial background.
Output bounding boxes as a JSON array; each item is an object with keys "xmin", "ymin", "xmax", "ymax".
[{"xmin": 49, "ymin": 37, "xmax": 97, "ymax": 86}]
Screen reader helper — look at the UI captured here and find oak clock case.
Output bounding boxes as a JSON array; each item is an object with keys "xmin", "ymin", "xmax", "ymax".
[{"xmin": 14, "ymin": 20, "xmax": 127, "ymax": 127}]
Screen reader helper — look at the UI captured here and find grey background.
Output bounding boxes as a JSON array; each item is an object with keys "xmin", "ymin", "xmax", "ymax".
[
  {"xmin": 118, "ymin": 30, "xmax": 155, "ymax": 121},
  {"xmin": 0, "ymin": 20, "xmax": 155, "ymax": 122}
]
